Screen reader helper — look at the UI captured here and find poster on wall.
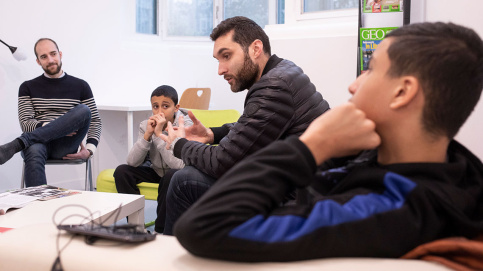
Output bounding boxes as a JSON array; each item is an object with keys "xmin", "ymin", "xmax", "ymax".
[
  {"xmin": 363, "ymin": 0, "xmax": 402, "ymax": 13},
  {"xmin": 359, "ymin": 26, "xmax": 399, "ymax": 74}
]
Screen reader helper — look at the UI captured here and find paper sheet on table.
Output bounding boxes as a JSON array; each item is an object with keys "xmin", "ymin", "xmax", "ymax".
[{"xmin": 0, "ymin": 193, "xmax": 37, "ymax": 215}]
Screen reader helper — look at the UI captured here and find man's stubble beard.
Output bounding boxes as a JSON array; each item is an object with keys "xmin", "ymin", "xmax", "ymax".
[{"xmin": 231, "ymin": 53, "xmax": 259, "ymax": 93}]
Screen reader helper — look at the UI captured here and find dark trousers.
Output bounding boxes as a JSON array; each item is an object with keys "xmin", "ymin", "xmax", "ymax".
[
  {"xmin": 154, "ymin": 168, "xmax": 178, "ymax": 233},
  {"xmin": 114, "ymin": 164, "xmax": 177, "ymax": 232},
  {"xmin": 114, "ymin": 164, "xmax": 161, "ymax": 194},
  {"xmin": 160, "ymin": 166, "xmax": 216, "ymax": 235}
]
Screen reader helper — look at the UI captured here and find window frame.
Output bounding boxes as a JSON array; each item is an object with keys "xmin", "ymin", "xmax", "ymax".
[
  {"xmin": 159, "ymin": 0, "xmax": 213, "ymax": 42},
  {"xmin": 136, "ymin": 0, "xmax": 283, "ymax": 42},
  {"xmin": 133, "ymin": 0, "xmax": 360, "ymax": 42},
  {"xmin": 136, "ymin": 0, "xmax": 159, "ymax": 35},
  {"xmin": 294, "ymin": 0, "xmax": 358, "ymax": 22}
]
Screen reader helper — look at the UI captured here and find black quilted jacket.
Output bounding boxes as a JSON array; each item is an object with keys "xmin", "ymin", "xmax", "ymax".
[{"xmin": 173, "ymin": 55, "xmax": 330, "ymax": 178}]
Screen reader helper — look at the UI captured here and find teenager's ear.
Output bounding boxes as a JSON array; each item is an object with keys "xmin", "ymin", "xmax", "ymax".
[
  {"xmin": 174, "ymin": 104, "xmax": 180, "ymax": 111},
  {"xmin": 390, "ymin": 76, "xmax": 420, "ymax": 109}
]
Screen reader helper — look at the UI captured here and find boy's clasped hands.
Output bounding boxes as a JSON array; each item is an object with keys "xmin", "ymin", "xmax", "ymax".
[{"xmin": 144, "ymin": 113, "xmax": 167, "ymax": 141}]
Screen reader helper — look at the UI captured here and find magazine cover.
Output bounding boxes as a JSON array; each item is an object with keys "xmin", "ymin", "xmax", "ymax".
[
  {"xmin": 0, "ymin": 185, "xmax": 80, "ymax": 215},
  {"xmin": 7, "ymin": 185, "xmax": 80, "ymax": 201},
  {"xmin": 363, "ymin": 0, "xmax": 402, "ymax": 13},
  {"xmin": 360, "ymin": 26, "xmax": 399, "ymax": 74}
]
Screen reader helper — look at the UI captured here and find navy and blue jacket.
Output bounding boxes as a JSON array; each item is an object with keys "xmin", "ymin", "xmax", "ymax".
[{"xmin": 174, "ymin": 136, "xmax": 483, "ymax": 262}]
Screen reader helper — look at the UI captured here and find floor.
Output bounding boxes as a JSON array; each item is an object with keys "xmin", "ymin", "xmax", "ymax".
[{"xmin": 144, "ymin": 200, "xmax": 157, "ymax": 232}]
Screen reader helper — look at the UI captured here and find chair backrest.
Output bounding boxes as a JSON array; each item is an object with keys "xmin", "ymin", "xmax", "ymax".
[
  {"xmin": 189, "ymin": 109, "xmax": 240, "ymax": 128},
  {"xmin": 178, "ymin": 88, "xmax": 211, "ymax": 110}
]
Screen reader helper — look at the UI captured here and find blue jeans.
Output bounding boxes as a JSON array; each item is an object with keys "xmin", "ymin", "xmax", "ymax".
[
  {"xmin": 20, "ymin": 104, "xmax": 91, "ymax": 187},
  {"xmin": 163, "ymin": 166, "xmax": 216, "ymax": 235}
]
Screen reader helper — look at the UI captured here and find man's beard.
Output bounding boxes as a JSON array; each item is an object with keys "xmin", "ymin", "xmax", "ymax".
[
  {"xmin": 231, "ymin": 53, "xmax": 259, "ymax": 93},
  {"xmin": 43, "ymin": 61, "xmax": 62, "ymax": 76}
]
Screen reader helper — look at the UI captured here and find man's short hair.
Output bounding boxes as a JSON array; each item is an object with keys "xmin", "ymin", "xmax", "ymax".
[
  {"xmin": 210, "ymin": 16, "xmax": 271, "ymax": 56},
  {"xmin": 386, "ymin": 22, "xmax": 483, "ymax": 138},
  {"xmin": 151, "ymin": 85, "xmax": 179, "ymax": 105},
  {"xmin": 34, "ymin": 38, "xmax": 60, "ymax": 59}
]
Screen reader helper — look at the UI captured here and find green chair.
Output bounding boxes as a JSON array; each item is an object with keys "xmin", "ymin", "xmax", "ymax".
[
  {"xmin": 96, "ymin": 109, "xmax": 241, "ymax": 227},
  {"xmin": 96, "ymin": 169, "xmax": 159, "ymax": 200},
  {"xmin": 189, "ymin": 108, "xmax": 240, "ymax": 128}
]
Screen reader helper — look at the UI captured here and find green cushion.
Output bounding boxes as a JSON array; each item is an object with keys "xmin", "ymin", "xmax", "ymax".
[
  {"xmin": 96, "ymin": 109, "xmax": 241, "ymax": 201},
  {"xmin": 137, "ymin": 182, "xmax": 159, "ymax": 201},
  {"xmin": 96, "ymin": 169, "xmax": 159, "ymax": 200},
  {"xmin": 96, "ymin": 169, "xmax": 117, "ymax": 193},
  {"xmin": 189, "ymin": 109, "xmax": 240, "ymax": 127}
]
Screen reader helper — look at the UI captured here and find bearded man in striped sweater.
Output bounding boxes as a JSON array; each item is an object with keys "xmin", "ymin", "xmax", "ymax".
[{"xmin": 0, "ymin": 38, "xmax": 102, "ymax": 187}]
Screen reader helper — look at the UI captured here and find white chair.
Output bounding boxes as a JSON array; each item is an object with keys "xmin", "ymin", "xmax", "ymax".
[{"xmin": 21, "ymin": 158, "xmax": 93, "ymax": 191}]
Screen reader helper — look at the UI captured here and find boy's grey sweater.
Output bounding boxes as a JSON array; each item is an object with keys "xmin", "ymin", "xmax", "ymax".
[{"xmin": 126, "ymin": 109, "xmax": 193, "ymax": 177}]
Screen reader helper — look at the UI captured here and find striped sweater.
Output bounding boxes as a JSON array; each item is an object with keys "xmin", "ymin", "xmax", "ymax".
[{"xmin": 18, "ymin": 73, "xmax": 102, "ymax": 151}]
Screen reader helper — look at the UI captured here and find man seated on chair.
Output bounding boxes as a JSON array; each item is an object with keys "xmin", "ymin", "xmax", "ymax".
[
  {"xmin": 173, "ymin": 22, "xmax": 483, "ymax": 262},
  {"xmin": 0, "ymin": 38, "xmax": 102, "ymax": 187},
  {"xmin": 158, "ymin": 16, "xmax": 330, "ymax": 234},
  {"xmin": 114, "ymin": 85, "xmax": 192, "ymax": 228}
]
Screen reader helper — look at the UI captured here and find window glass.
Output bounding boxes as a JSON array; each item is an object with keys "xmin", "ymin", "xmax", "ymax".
[
  {"xmin": 136, "ymin": 0, "xmax": 285, "ymax": 38},
  {"xmin": 303, "ymin": 0, "xmax": 358, "ymax": 13},
  {"xmin": 224, "ymin": 0, "xmax": 269, "ymax": 28},
  {"xmin": 167, "ymin": 0, "xmax": 214, "ymax": 37},
  {"xmin": 136, "ymin": 0, "xmax": 157, "ymax": 34},
  {"xmin": 277, "ymin": 0, "xmax": 285, "ymax": 24}
]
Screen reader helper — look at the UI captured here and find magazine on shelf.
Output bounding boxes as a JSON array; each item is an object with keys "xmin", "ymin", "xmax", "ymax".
[
  {"xmin": 0, "ymin": 185, "xmax": 80, "ymax": 215},
  {"xmin": 359, "ymin": 26, "xmax": 399, "ymax": 74},
  {"xmin": 363, "ymin": 0, "xmax": 402, "ymax": 13}
]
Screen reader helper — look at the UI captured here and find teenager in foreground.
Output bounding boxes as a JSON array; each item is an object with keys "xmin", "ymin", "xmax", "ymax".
[{"xmin": 174, "ymin": 22, "xmax": 483, "ymax": 262}]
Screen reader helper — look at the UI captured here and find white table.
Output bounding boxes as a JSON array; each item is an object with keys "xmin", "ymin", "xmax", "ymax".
[
  {"xmin": 0, "ymin": 223, "xmax": 451, "ymax": 271},
  {"xmin": 97, "ymin": 104, "xmax": 151, "ymax": 152},
  {"xmin": 0, "ymin": 191, "xmax": 145, "ymax": 229}
]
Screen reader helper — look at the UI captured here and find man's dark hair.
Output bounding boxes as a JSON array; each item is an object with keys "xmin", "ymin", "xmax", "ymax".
[
  {"xmin": 386, "ymin": 22, "xmax": 483, "ymax": 138},
  {"xmin": 151, "ymin": 85, "xmax": 179, "ymax": 105},
  {"xmin": 210, "ymin": 16, "xmax": 271, "ymax": 56},
  {"xmin": 34, "ymin": 38, "xmax": 60, "ymax": 59}
]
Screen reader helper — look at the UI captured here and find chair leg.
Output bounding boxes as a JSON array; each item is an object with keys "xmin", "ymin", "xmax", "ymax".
[
  {"xmin": 21, "ymin": 159, "xmax": 91, "ymax": 190},
  {"xmin": 21, "ymin": 162, "xmax": 25, "ymax": 189},
  {"xmin": 85, "ymin": 158, "xmax": 93, "ymax": 191},
  {"xmin": 88, "ymin": 159, "xmax": 92, "ymax": 191}
]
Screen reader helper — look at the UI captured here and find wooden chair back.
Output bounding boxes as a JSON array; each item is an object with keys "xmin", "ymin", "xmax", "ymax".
[{"xmin": 178, "ymin": 88, "xmax": 211, "ymax": 110}]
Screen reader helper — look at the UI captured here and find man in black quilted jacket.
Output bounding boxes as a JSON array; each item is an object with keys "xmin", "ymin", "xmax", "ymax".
[{"xmin": 157, "ymin": 16, "xmax": 330, "ymax": 234}]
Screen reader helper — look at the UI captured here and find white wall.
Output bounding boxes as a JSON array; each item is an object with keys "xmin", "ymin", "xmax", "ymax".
[
  {"xmin": 425, "ymin": 0, "xmax": 483, "ymax": 162},
  {"xmin": 1, "ymin": 0, "xmax": 482, "ymax": 192},
  {"xmin": 0, "ymin": 0, "xmax": 242, "ymax": 191},
  {"xmin": 266, "ymin": 0, "xmax": 483, "ymax": 160}
]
